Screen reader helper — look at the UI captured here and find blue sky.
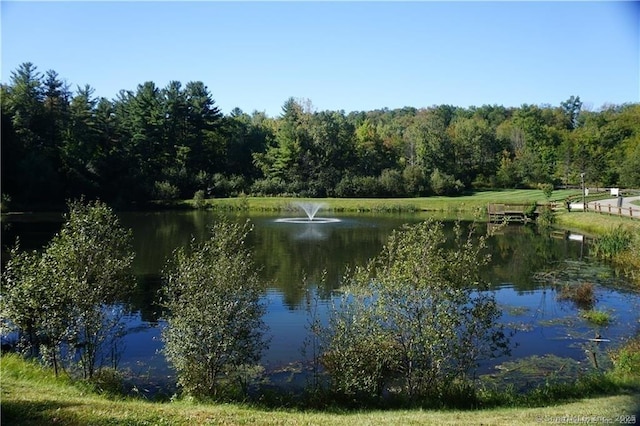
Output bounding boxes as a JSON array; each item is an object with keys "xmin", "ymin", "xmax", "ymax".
[{"xmin": 2, "ymin": 1, "xmax": 638, "ymax": 117}]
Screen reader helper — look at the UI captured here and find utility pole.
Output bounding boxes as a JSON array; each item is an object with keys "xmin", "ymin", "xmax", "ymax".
[{"xmin": 581, "ymin": 173, "xmax": 586, "ymax": 211}]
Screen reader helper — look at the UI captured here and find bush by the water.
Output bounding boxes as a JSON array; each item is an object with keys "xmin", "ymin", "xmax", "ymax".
[
  {"xmin": 161, "ymin": 220, "xmax": 267, "ymax": 399},
  {"xmin": 319, "ymin": 220, "xmax": 510, "ymax": 404},
  {"xmin": 1, "ymin": 199, "xmax": 134, "ymax": 379}
]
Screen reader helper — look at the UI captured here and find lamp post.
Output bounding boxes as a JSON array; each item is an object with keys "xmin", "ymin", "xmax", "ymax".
[{"xmin": 581, "ymin": 173, "xmax": 585, "ymax": 211}]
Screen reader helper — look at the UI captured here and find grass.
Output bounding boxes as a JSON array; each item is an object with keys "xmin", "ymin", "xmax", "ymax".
[
  {"xmin": 581, "ymin": 309, "xmax": 612, "ymax": 326},
  {"xmin": 555, "ymin": 212, "xmax": 640, "ymax": 235},
  {"xmin": 556, "ymin": 213, "xmax": 640, "ymax": 288},
  {"xmin": 2, "ymin": 354, "xmax": 639, "ymax": 426},
  {"xmin": 165, "ymin": 189, "xmax": 582, "ymax": 214}
]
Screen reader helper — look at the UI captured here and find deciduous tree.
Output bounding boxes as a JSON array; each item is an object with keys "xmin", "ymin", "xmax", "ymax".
[
  {"xmin": 161, "ymin": 220, "xmax": 267, "ymax": 398},
  {"xmin": 321, "ymin": 220, "xmax": 509, "ymax": 402}
]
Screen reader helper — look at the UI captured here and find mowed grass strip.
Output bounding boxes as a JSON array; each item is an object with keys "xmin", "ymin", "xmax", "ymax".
[
  {"xmin": 179, "ymin": 189, "xmax": 582, "ymax": 213},
  {"xmin": 2, "ymin": 355, "xmax": 638, "ymax": 426}
]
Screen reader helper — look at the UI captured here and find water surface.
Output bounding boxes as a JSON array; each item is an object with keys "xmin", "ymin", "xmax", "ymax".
[{"xmin": 3, "ymin": 210, "xmax": 639, "ymax": 392}]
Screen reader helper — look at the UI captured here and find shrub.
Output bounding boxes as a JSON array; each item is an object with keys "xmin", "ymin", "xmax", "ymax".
[
  {"xmin": 536, "ymin": 205, "xmax": 555, "ymax": 228},
  {"xmin": 161, "ymin": 220, "xmax": 267, "ymax": 398},
  {"xmin": 402, "ymin": 165, "xmax": 427, "ymax": 196},
  {"xmin": 610, "ymin": 335, "xmax": 640, "ymax": 379},
  {"xmin": 538, "ymin": 183, "xmax": 554, "ymax": 199},
  {"xmin": 250, "ymin": 177, "xmax": 287, "ymax": 196},
  {"xmin": 335, "ymin": 175, "xmax": 382, "ymax": 198},
  {"xmin": 378, "ymin": 169, "xmax": 405, "ymax": 197},
  {"xmin": 153, "ymin": 180, "xmax": 180, "ymax": 200},
  {"xmin": 320, "ymin": 220, "xmax": 509, "ymax": 403},
  {"xmin": 1, "ymin": 199, "xmax": 134, "ymax": 379},
  {"xmin": 91, "ymin": 367, "xmax": 126, "ymax": 395},
  {"xmin": 228, "ymin": 175, "xmax": 248, "ymax": 196},
  {"xmin": 321, "ymin": 297, "xmax": 400, "ymax": 400},
  {"xmin": 610, "ymin": 229, "xmax": 640, "ymax": 287},
  {"xmin": 430, "ymin": 169, "xmax": 464, "ymax": 195},
  {"xmin": 193, "ymin": 190, "xmax": 206, "ymax": 209}
]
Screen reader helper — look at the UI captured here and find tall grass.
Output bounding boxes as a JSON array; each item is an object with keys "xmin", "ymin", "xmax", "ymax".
[
  {"xmin": 591, "ymin": 227, "xmax": 632, "ymax": 259},
  {"xmin": 613, "ymin": 230, "xmax": 640, "ymax": 286}
]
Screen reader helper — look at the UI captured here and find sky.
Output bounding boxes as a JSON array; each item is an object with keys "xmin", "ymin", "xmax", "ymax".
[{"xmin": 1, "ymin": 1, "xmax": 638, "ymax": 117}]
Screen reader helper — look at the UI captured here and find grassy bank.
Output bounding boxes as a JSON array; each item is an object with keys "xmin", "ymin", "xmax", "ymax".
[
  {"xmin": 1, "ymin": 354, "xmax": 639, "ymax": 426},
  {"xmin": 556, "ymin": 212, "xmax": 640, "ymax": 288},
  {"xmin": 165, "ymin": 189, "xmax": 581, "ymax": 213},
  {"xmin": 555, "ymin": 212, "xmax": 640, "ymax": 235}
]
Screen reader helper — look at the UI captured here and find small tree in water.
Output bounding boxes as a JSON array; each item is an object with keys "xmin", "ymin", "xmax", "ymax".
[
  {"xmin": 2, "ymin": 199, "xmax": 135, "ymax": 379},
  {"xmin": 321, "ymin": 220, "xmax": 509, "ymax": 404},
  {"xmin": 161, "ymin": 220, "xmax": 267, "ymax": 398}
]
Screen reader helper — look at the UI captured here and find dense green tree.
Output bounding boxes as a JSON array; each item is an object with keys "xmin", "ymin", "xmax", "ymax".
[
  {"xmin": 1, "ymin": 83, "xmax": 19, "ymax": 203},
  {"xmin": 619, "ymin": 139, "xmax": 640, "ymax": 188},
  {"xmin": 61, "ymin": 85, "xmax": 102, "ymax": 197},
  {"xmin": 129, "ymin": 82, "xmax": 165, "ymax": 194},
  {"xmin": 254, "ymin": 97, "xmax": 309, "ymax": 187},
  {"xmin": 42, "ymin": 70, "xmax": 71, "ymax": 153},
  {"xmin": 3, "ymin": 63, "xmax": 64, "ymax": 204},
  {"xmin": 182, "ymin": 81, "xmax": 223, "ymax": 177},
  {"xmin": 411, "ymin": 109, "xmax": 452, "ymax": 179},
  {"xmin": 5, "ymin": 62, "xmax": 45, "ymax": 148},
  {"xmin": 450, "ymin": 117, "xmax": 499, "ymax": 186},
  {"xmin": 354, "ymin": 119, "xmax": 394, "ymax": 177},
  {"xmin": 2, "ymin": 62, "xmax": 640, "ymax": 206},
  {"xmin": 560, "ymin": 95, "xmax": 582, "ymax": 130},
  {"xmin": 306, "ymin": 111, "xmax": 357, "ymax": 196}
]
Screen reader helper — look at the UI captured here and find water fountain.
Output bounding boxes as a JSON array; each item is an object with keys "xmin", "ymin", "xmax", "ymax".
[
  {"xmin": 275, "ymin": 201, "xmax": 340, "ymax": 224},
  {"xmin": 295, "ymin": 201, "xmax": 324, "ymax": 221}
]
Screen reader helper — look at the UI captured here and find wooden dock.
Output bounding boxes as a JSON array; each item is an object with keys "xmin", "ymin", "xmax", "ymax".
[{"xmin": 487, "ymin": 203, "xmax": 542, "ymax": 223}]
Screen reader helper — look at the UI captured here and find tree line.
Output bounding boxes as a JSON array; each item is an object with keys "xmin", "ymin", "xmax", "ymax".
[{"xmin": 2, "ymin": 62, "xmax": 639, "ymax": 209}]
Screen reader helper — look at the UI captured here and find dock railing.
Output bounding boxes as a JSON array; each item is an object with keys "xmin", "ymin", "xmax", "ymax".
[{"xmin": 487, "ymin": 203, "xmax": 540, "ymax": 222}]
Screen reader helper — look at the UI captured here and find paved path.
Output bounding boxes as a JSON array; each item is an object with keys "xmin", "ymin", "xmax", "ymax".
[{"xmin": 587, "ymin": 196, "xmax": 640, "ymax": 218}]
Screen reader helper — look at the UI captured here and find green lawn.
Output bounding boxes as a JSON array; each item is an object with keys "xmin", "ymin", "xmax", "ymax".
[
  {"xmin": 2, "ymin": 355, "xmax": 638, "ymax": 426},
  {"xmin": 172, "ymin": 189, "xmax": 582, "ymax": 213}
]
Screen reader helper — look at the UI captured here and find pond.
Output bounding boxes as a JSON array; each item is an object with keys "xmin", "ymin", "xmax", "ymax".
[{"xmin": 3, "ymin": 209, "xmax": 640, "ymax": 394}]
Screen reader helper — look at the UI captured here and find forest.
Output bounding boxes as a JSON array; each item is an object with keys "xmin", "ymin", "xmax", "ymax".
[{"xmin": 2, "ymin": 62, "xmax": 639, "ymax": 209}]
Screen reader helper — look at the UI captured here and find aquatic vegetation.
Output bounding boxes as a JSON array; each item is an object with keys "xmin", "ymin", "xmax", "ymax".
[
  {"xmin": 591, "ymin": 227, "xmax": 632, "ymax": 260},
  {"xmin": 503, "ymin": 305, "xmax": 530, "ymax": 316},
  {"xmin": 557, "ymin": 282, "xmax": 596, "ymax": 310},
  {"xmin": 482, "ymin": 355, "xmax": 586, "ymax": 392},
  {"xmin": 581, "ymin": 310, "xmax": 612, "ymax": 326}
]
